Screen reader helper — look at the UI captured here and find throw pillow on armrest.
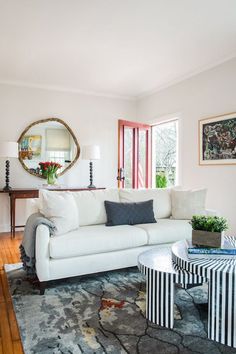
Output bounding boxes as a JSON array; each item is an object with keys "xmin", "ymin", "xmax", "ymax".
[
  {"xmin": 171, "ymin": 188, "xmax": 207, "ymax": 220},
  {"xmin": 104, "ymin": 200, "xmax": 157, "ymax": 226},
  {"xmin": 39, "ymin": 190, "xmax": 79, "ymax": 235}
]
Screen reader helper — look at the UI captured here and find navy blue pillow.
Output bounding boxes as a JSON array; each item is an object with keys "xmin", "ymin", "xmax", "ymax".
[{"xmin": 104, "ymin": 200, "xmax": 156, "ymax": 226}]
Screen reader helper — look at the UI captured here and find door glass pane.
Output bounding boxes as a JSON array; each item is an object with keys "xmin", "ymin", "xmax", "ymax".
[
  {"xmin": 138, "ymin": 130, "xmax": 146, "ymax": 188},
  {"xmin": 152, "ymin": 120, "xmax": 178, "ymax": 188},
  {"xmin": 124, "ymin": 127, "xmax": 133, "ymax": 188}
]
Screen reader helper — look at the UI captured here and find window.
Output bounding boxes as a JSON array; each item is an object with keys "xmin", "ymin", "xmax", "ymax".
[
  {"xmin": 46, "ymin": 151, "xmax": 69, "ymax": 165},
  {"xmin": 45, "ymin": 128, "xmax": 73, "ymax": 173},
  {"xmin": 152, "ymin": 120, "xmax": 178, "ymax": 188}
]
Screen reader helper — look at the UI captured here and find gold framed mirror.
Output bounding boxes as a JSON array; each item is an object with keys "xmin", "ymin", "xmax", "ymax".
[{"xmin": 18, "ymin": 118, "xmax": 80, "ymax": 178}]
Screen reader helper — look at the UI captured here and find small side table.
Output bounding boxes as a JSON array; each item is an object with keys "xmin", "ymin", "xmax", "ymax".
[
  {"xmin": 0, "ymin": 189, "xmax": 39, "ymax": 237},
  {"xmin": 138, "ymin": 237, "xmax": 236, "ymax": 348},
  {"xmin": 172, "ymin": 236, "xmax": 236, "ymax": 348},
  {"xmin": 138, "ymin": 247, "xmax": 205, "ymax": 328}
]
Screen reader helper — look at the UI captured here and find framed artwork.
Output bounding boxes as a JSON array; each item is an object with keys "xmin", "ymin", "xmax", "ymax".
[
  {"xmin": 19, "ymin": 135, "xmax": 42, "ymax": 160},
  {"xmin": 199, "ymin": 112, "xmax": 236, "ymax": 165}
]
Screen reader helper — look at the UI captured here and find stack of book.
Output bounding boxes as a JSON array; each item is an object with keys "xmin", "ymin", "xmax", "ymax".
[{"xmin": 187, "ymin": 239, "xmax": 236, "ymax": 259}]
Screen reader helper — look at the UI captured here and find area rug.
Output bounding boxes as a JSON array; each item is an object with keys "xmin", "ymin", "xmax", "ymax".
[{"xmin": 5, "ymin": 264, "xmax": 236, "ymax": 354}]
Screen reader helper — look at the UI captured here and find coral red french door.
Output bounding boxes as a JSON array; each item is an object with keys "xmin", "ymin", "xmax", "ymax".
[{"xmin": 118, "ymin": 119, "xmax": 151, "ymax": 188}]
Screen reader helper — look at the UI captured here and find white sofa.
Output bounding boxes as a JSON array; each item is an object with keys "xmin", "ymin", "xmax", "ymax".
[{"xmin": 34, "ymin": 188, "xmax": 212, "ymax": 293}]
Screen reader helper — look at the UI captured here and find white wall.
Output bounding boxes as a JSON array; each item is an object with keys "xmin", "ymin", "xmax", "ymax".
[
  {"xmin": 0, "ymin": 84, "xmax": 136, "ymax": 231},
  {"xmin": 137, "ymin": 58, "xmax": 236, "ymax": 233},
  {"xmin": 1, "ymin": 58, "xmax": 236, "ymax": 234}
]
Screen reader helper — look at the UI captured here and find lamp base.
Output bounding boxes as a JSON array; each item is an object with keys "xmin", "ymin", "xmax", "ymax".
[
  {"xmin": 4, "ymin": 160, "xmax": 12, "ymax": 192},
  {"xmin": 3, "ymin": 185, "xmax": 12, "ymax": 191},
  {"xmin": 87, "ymin": 184, "xmax": 96, "ymax": 189},
  {"xmin": 88, "ymin": 161, "xmax": 96, "ymax": 189}
]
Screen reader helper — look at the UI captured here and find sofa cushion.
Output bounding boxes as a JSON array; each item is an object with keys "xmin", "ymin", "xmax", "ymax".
[
  {"xmin": 171, "ymin": 188, "xmax": 207, "ymax": 220},
  {"xmin": 39, "ymin": 190, "xmax": 79, "ymax": 235},
  {"xmin": 135, "ymin": 219, "xmax": 192, "ymax": 245},
  {"xmin": 105, "ymin": 200, "xmax": 156, "ymax": 226},
  {"xmin": 49, "ymin": 224, "xmax": 148, "ymax": 259},
  {"xmin": 72, "ymin": 189, "xmax": 120, "ymax": 226},
  {"xmin": 119, "ymin": 188, "xmax": 171, "ymax": 219}
]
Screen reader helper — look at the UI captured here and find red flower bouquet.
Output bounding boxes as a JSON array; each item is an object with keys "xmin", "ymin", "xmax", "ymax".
[{"xmin": 39, "ymin": 161, "xmax": 62, "ymax": 185}]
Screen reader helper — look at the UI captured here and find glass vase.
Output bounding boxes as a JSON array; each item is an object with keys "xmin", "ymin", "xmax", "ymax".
[{"xmin": 47, "ymin": 172, "xmax": 57, "ymax": 185}]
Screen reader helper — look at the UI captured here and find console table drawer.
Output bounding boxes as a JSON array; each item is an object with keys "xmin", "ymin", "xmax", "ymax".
[{"xmin": 13, "ymin": 191, "xmax": 39, "ymax": 199}]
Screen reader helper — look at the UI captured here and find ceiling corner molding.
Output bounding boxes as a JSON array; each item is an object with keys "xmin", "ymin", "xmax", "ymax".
[
  {"xmin": 0, "ymin": 80, "xmax": 136, "ymax": 101},
  {"xmin": 137, "ymin": 53, "xmax": 236, "ymax": 100}
]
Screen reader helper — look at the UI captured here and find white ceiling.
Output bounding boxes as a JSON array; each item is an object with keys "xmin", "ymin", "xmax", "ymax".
[{"xmin": 0, "ymin": 0, "xmax": 236, "ymax": 99}]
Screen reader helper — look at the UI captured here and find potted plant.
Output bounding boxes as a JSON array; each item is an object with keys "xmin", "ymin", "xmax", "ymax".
[{"xmin": 190, "ymin": 215, "xmax": 228, "ymax": 248}]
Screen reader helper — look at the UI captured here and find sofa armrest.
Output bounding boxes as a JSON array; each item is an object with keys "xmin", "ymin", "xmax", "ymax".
[
  {"xmin": 35, "ymin": 224, "xmax": 50, "ymax": 281},
  {"xmin": 205, "ymin": 209, "xmax": 218, "ymax": 216}
]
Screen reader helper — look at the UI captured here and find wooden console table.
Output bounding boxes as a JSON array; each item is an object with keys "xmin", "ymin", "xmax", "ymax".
[{"xmin": 0, "ymin": 187, "xmax": 105, "ymax": 237}]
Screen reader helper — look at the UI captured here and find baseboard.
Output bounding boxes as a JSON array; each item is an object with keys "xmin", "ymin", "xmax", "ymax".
[
  {"xmin": 0, "ymin": 224, "xmax": 24, "ymax": 233},
  {"xmin": 0, "ymin": 224, "xmax": 10, "ymax": 233}
]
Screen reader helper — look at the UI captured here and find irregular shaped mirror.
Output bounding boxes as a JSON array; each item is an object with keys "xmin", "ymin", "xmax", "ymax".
[{"xmin": 18, "ymin": 118, "xmax": 80, "ymax": 178}]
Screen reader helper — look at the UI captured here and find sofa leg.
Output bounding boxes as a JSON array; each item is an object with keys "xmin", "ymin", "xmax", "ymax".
[{"xmin": 39, "ymin": 281, "xmax": 47, "ymax": 295}]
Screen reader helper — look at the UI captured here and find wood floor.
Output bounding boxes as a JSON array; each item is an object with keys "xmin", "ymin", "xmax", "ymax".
[{"xmin": 0, "ymin": 232, "xmax": 23, "ymax": 354}]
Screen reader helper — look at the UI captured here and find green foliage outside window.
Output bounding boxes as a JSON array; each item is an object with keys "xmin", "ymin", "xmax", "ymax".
[{"xmin": 156, "ymin": 172, "xmax": 167, "ymax": 188}]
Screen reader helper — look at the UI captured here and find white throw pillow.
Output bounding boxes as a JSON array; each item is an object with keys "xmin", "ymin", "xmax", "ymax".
[
  {"xmin": 119, "ymin": 188, "xmax": 172, "ymax": 219},
  {"xmin": 39, "ymin": 190, "xmax": 79, "ymax": 235},
  {"xmin": 171, "ymin": 188, "xmax": 207, "ymax": 220},
  {"xmin": 72, "ymin": 189, "xmax": 120, "ymax": 226}
]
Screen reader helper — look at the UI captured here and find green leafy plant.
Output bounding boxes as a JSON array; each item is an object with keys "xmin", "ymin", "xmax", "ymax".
[
  {"xmin": 156, "ymin": 172, "xmax": 167, "ymax": 188},
  {"xmin": 190, "ymin": 215, "xmax": 228, "ymax": 233}
]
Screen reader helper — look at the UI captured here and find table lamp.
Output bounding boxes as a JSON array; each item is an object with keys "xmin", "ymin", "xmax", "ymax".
[
  {"xmin": 0, "ymin": 141, "xmax": 18, "ymax": 191},
  {"xmin": 82, "ymin": 145, "xmax": 100, "ymax": 188}
]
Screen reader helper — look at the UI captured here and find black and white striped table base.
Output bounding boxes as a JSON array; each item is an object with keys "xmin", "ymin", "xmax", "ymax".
[
  {"xmin": 138, "ymin": 248, "xmax": 206, "ymax": 329},
  {"xmin": 171, "ymin": 236, "xmax": 236, "ymax": 348}
]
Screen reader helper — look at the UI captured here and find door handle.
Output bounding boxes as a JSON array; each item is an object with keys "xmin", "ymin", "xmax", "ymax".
[{"xmin": 117, "ymin": 167, "xmax": 125, "ymax": 181}]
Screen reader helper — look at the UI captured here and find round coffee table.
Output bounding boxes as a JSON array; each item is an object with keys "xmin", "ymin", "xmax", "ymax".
[
  {"xmin": 138, "ymin": 236, "xmax": 236, "ymax": 348},
  {"xmin": 138, "ymin": 247, "xmax": 206, "ymax": 328},
  {"xmin": 172, "ymin": 236, "xmax": 236, "ymax": 348}
]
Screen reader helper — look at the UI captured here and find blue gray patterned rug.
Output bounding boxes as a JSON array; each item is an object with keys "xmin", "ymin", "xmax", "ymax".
[{"xmin": 5, "ymin": 264, "xmax": 236, "ymax": 354}]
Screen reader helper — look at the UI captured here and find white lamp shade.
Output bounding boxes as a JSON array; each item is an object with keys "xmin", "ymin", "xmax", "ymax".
[
  {"xmin": 82, "ymin": 145, "xmax": 100, "ymax": 160},
  {"xmin": 0, "ymin": 142, "xmax": 18, "ymax": 158}
]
